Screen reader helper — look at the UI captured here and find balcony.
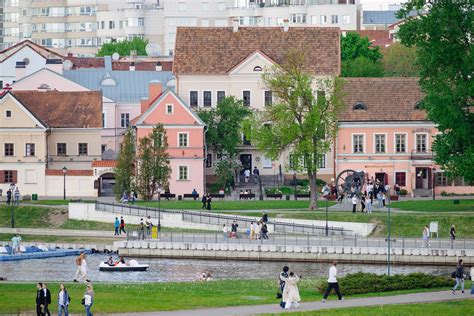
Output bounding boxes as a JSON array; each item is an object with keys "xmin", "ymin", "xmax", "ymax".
[{"xmin": 410, "ymin": 150, "xmax": 433, "ymax": 160}]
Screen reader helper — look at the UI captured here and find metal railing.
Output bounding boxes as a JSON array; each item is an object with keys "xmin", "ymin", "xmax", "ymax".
[{"xmin": 94, "ymin": 201, "xmax": 351, "ymax": 236}]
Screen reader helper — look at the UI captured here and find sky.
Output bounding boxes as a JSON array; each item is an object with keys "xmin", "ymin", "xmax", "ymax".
[{"xmin": 360, "ymin": 0, "xmax": 408, "ymax": 10}]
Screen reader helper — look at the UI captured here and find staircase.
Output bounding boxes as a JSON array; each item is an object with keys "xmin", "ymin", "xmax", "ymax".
[
  {"xmin": 413, "ymin": 189, "xmax": 432, "ymax": 197},
  {"xmin": 232, "ymin": 175, "xmax": 283, "ymax": 199}
]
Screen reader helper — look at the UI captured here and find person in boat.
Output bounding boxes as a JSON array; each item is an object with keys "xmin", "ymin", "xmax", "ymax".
[
  {"xmin": 104, "ymin": 257, "xmax": 114, "ymax": 266},
  {"xmin": 114, "ymin": 256, "xmax": 126, "ymax": 266}
]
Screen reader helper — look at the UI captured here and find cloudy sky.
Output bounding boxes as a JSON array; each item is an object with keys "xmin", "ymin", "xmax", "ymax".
[{"xmin": 360, "ymin": 0, "xmax": 408, "ymax": 10}]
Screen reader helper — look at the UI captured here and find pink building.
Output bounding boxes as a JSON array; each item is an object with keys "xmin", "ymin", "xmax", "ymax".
[
  {"xmin": 134, "ymin": 81, "xmax": 205, "ymax": 196},
  {"xmin": 336, "ymin": 78, "xmax": 473, "ymax": 197}
]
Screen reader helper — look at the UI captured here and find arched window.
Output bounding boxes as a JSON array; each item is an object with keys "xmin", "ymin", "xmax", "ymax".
[
  {"xmin": 353, "ymin": 101, "xmax": 367, "ymax": 110},
  {"xmin": 414, "ymin": 101, "xmax": 423, "ymax": 110},
  {"xmin": 253, "ymin": 66, "xmax": 262, "ymax": 72}
]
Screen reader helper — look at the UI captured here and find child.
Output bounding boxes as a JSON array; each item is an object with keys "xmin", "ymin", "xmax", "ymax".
[
  {"xmin": 283, "ymin": 272, "xmax": 301, "ymax": 309},
  {"xmin": 366, "ymin": 196, "xmax": 372, "ymax": 214}
]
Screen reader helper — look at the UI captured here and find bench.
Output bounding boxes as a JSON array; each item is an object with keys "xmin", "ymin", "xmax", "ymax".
[
  {"xmin": 209, "ymin": 193, "xmax": 225, "ymax": 200},
  {"xmin": 160, "ymin": 193, "xmax": 175, "ymax": 200},
  {"xmin": 240, "ymin": 193, "xmax": 255, "ymax": 200},
  {"xmin": 296, "ymin": 193, "xmax": 310, "ymax": 198},
  {"xmin": 266, "ymin": 193, "xmax": 283, "ymax": 199},
  {"xmin": 183, "ymin": 194, "xmax": 199, "ymax": 200}
]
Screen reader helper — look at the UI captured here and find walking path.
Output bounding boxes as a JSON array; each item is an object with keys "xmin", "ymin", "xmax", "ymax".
[{"xmin": 110, "ymin": 291, "xmax": 473, "ymax": 316}]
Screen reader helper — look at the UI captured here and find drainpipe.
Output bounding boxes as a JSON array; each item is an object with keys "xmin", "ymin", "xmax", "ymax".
[
  {"xmin": 46, "ymin": 128, "xmax": 51, "ymax": 169},
  {"xmin": 203, "ymin": 125, "xmax": 208, "ymax": 194}
]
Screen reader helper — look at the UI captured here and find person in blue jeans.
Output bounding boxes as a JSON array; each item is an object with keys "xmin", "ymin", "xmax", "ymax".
[
  {"xmin": 452, "ymin": 259, "xmax": 465, "ymax": 294},
  {"xmin": 57, "ymin": 283, "xmax": 70, "ymax": 316},
  {"xmin": 114, "ymin": 217, "xmax": 120, "ymax": 236},
  {"xmin": 84, "ymin": 284, "xmax": 94, "ymax": 316}
]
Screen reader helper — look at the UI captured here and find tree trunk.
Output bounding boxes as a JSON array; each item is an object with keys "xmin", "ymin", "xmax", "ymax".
[{"xmin": 308, "ymin": 170, "xmax": 318, "ymax": 210}]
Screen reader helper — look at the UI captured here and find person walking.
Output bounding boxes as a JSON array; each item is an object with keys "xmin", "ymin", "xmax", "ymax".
[
  {"xmin": 119, "ymin": 216, "xmax": 126, "ymax": 235},
  {"xmin": 278, "ymin": 266, "xmax": 289, "ymax": 308},
  {"xmin": 11, "ymin": 233, "xmax": 21, "ymax": 254},
  {"xmin": 244, "ymin": 168, "xmax": 250, "ymax": 183},
  {"xmin": 231, "ymin": 221, "xmax": 238, "ymax": 238},
  {"xmin": 422, "ymin": 225, "xmax": 430, "ymax": 248},
  {"xmin": 114, "ymin": 217, "xmax": 120, "ymax": 236},
  {"xmin": 6, "ymin": 189, "xmax": 12, "ymax": 206},
  {"xmin": 206, "ymin": 194, "xmax": 212, "ymax": 210},
  {"xmin": 253, "ymin": 166, "xmax": 260, "ymax": 184},
  {"xmin": 57, "ymin": 283, "xmax": 70, "ymax": 316},
  {"xmin": 377, "ymin": 191, "xmax": 383, "ymax": 208},
  {"xmin": 146, "ymin": 215, "xmax": 152, "ymax": 237},
  {"xmin": 222, "ymin": 224, "xmax": 228, "ymax": 240},
  {"xmin": 139, "ymin": 218, "xmax": 145, "ymax": 240},
  {"xmin": 322, "ymin": 262, "xmax": 343, "ymax": 302},
  {"xmin": 201, "ymin": 194, "xmax": 207, "ymax": 210},
  {"xmin": 262, "ymin": 211, "xmax": 268, "ymax": 223},
  {"xmin": 249, "ymin": 221, "xmax": 255, "ymax": 240},
  {"xmin": 83, "ymin": 283, "xmax": 94, "ymax": 316},
  {"xmin": 261, "ymin": 222, "xmax": 269, "ymax": 240},
  {"xmin": 450, "ymin": 225, "xmax": 456, "ymax": 248},
  {"xmin": 42, "ymin": 283, "xmax": 51, "ymax": 316},
  {"xmin": 366, "ymin": 196, "xmax": 372, "ymax": 214},
  {"xmin": 36, "ymin": 282, "xmax": 45, "ymax": 316},
  {"xmin": 351, "ymin": 194, "xmax": 358, "ymax": 213},
  {"xmin": 452, "ymin": 259, "xmax": 465, "ymax": 294},
  {"xmin": 14, "ymin": 187, "xmax": 20, "ymax": 205},
  {"xmin": 360, "ymin": 195, "xmax": 366, "ymax": 213},
  {"xmin": 283, "ymin": 272, "xmax": 301, "ymax": 309},
  {"xmin": 73, "ymin": 252, "xmax": 90, "ymax": 283}
]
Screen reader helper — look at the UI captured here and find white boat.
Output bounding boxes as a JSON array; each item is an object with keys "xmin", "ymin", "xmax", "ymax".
[{"xmin": 99, "ymin": 260, "xmax": 149, "ymax": 272}]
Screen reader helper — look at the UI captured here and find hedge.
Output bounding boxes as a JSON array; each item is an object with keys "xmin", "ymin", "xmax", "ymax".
[{"xmin": 316, "ymin": 272, "xmax": 452, "ymax": 295}]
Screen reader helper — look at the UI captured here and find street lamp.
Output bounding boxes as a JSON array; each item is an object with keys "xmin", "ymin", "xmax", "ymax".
[
  {"xmin": 293, "ymin": 173, "xmax": 297, "ymax": 201},
  {"xmin": 432, "ymin": 167, "xmax": 436, "ymax": 200},
  {"xmin": 387, "ymin": 193, "xmax": 392, "ymax": 276},
  {"xmin": 10, "ymin": 183, "xmax": 15, "ymax": 228},
  {"xmin": 62, "ymin": 166, "xmax": 67, "ymax": 200},
  {"xmin": 322, "ymin": 185, "xmax": 331, "ymax": 236}
]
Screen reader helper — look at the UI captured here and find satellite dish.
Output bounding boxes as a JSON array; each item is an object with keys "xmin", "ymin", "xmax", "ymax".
[
  {"xmin": 63, "ymin": 60, "xmax": 73, "ymax": 70},
  {"xmin": 145, "ymin": 43, "xmax": 161, "ymax": 57},
  {"xmin": 112, "ymin": 52, "xmax": 120, "ymax": 61}
]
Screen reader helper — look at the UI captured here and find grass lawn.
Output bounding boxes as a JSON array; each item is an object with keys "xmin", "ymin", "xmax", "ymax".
[
  {"xmin": 0, "ymin": 280, "xmax": 467, "ymax": 314},
  {"xmin": 391, "ymin": 199, "xmax": 474, "ymax": 212},
  {"xmin": 0, "ymin": 205, "xmax": 50, "ymax": 228},
  {"xmin": 0, "ymin": 233, "xmax": 117, "ymax": 244},
  {"xmin": 269, "ymin": 300, "xmax": 474, "ymax": 316}
]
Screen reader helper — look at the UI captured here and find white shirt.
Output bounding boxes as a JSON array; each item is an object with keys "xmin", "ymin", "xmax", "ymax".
[
  {"xmin": 244, "ymin": 169, "xmax": 250, "ymax": 177},
  {"xmin": 328, "ymin": 266, "xmax": 338, "ymax": 283},
  {"xmin": 222, "ymin": 226, "xmax": 228, "ymax": 233},
  {"xmin": 352, "ymin": 196, "xmax": 358, "ymax": 205},
  {"xmin": 81, "ymin": 259, "xmax": 88, "ymax": 273}
]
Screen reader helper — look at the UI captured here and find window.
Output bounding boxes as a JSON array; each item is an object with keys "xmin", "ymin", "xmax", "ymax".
[
  {"xmin": 78, "ymin": 143, "xmax": 88, "ymax": 155},
  {"xmin": 178, "ymin": 166, "xmax": 188, "ymax": 180},
  {"xmin": 102, "ymin": 113, "xmax": 106, "ymax": 128},
  {"xmin": 253, "ymin": 66, "xmax": 262, "ymax": 72},
  {"xmin": 217, "ymin": 91, "xmax": 226, "ymax": 104},
  {"xmin": 120, "ymin": 113, "xmax": 130, "ymax": 128},
  {"xmin": 138, "ymin": 18, "xmax": 144, "ymax": 27},
  {"xmin": 320, "ymin": 15, "xmax": 327, "ymax": 24},
  {"xmin": 201, "ymin": 19, "xmax": 209, "ymax": 27},
  {"xmin": 395, "ymin": 134, "xmax": 406, "ymax": 153},
  {"xmin": 374, "ymin": 134, "xmax": 386, "ymax": 153},
  {"xmin": 5, "ymin": 110, "xmax": 12, "ymax": 118},
  {"xmin": 4, "ymin": 143, "xmax": 14, "ymax": 157},
  {"xmin": 57, "ymin": 143, "xmax": 67, "ymax": 156},
  {"xmin": 201, "ymin": 2, "xmax": 209, "ymax": 12},
  {"xmin": 318, "ymin": 155, "xmax": 326, "ymax": 168},
  {"xmin": 100, "ymin": 21, "xmax": 105, "ymax": 29},
  {"xmin": 166, "ymin": 104, "xmax": 173, "ymax": 114},
  {"xmin": 2, "ymin": 170, "xmax": 16, "ymax": 183},
  {"xmin": 109, "ymin": 21, "xmax": 115, "ymax": 29},
  {"xmin": 331, "ymin": 15, "xmax": 338, "ymax": 24},
  {"xmin": 415, "ymin": 101, "xmax": 423, "ymax": 110},
  {"xmin": 353, "ymin": 101, "xmax": 367, "ymax": 110},
  {"xmin": 189, "ymin": 91, "xmax": 198, "ymax": 107},
  {"xmin": 416, "ymin": 134, "xmax": 427, "ymax": 152},
  {"xmin": 203, "ymin": 91, "xmax": 212, "ymax": 107},
  {"xmin": 291, "ymin": 14, "xmax": 306, "ymax": 24},
  {"xmin": 395, "ymin": 172, "xmax": 406, "ymax": 186},
  {"xmin": 264, "ymin": 91, "xmax": 273, "ymax": 106},
  {"xmin": 25, "ymin": 143, "xmax": 35, "ymax": 156},
  {"xmin": 243, "ymin": 91, "xmax": 251, "ymax": 107},
  {"xmin": 101, "ymin": 145, "xmax": 106, "ymax": 153},
  {"xmin": 435, "ymin": 172, "xmax": 449, "ymax": 186},
  {"xmin": 353, "ymin": 134, "xmax": 364, "ymax": 153},
  {"xmin": 206, "ymin": 153, "xmax": 212, "ymax": 168},
  {"xmin": 178, "ymin": 133, "xmax": 188, "ymax": 147},
  {"xmin": 343, "ymin": 15, "xmax": 350, "ymax": 24}
]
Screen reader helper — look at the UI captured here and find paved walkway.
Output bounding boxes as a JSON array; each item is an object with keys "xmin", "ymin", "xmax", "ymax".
[{"xmin": 110, "ymin": 291, "xmax": 473, "ymax": 316}]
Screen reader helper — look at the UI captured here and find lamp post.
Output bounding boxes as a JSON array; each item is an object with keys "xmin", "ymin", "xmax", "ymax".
[
  {"xmin": 322, "ymin": 185, "xmax": 330, "ymax": 236},
  {"xmin": 293, "ymin": 172, "xmax": 297, "ymax": 200},
  {"xmin": 387, "ymin": 193, "xmax": 391, "ymax": 276},
  {"xmin": 10, "ymin": 183, "xmax": 15, "ymax": 228},
  {"xmin": 62, "ymin": 166, "xmax": 67, "ymax": 200},
  {"xmin": 432, "ymin": 167, "xmax": 436, "ymax": 200}
]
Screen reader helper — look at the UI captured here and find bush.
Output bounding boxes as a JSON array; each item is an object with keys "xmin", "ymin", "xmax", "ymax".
[
  {"xmin": 316, "ymin": 272, "xmax": 452, "ymax": 295},
  {"xmin": 400, "ymin": 189, "xmax": 408, "ymax": 196}
]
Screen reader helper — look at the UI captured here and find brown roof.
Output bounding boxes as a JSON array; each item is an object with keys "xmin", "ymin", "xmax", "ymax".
[
  {"xmin": 339, "ymin": 78, "xmax": 426, "ymax": 122},
  {"xmin": 64, "ymin": 56, "xmax": 104, "ymax": 69},
  {"xmin": 174, "ymin": 27, "xmax": 340, "ymax": 76},
  {"xmin": 45, "ymin": 169, "xmax": 93, "ymax": 176},
  {"xmin": 11, "ymin": 91, "xmax": 102, "ymax": 128},
  {"xmin": 92, "ymin": 160, "xmax": 117, "ymax": 168},
  {"xmin": 112, "ymin": 61, "xmax": 173, "ymax": 71},
  {"xmin": 344, "ymin": 30, "xmax": 393, "ymax": 48},
  {"xmin": 0, "ymin": 40, "xmax": 64, "ymax": 62}
]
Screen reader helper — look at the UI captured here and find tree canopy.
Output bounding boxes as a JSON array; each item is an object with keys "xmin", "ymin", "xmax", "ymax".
[
  {"xmin": 397, "ymin": 1, "xmax": 474, "ymax": 183},
  {"xmin": 97, "ymin": 38, "xmax": 148, "ymax": 57},
  {"xmin": 113, "ymin": 128, "xmax": 135, "ymax": 200},
  {"xmin": 341, "ymin": 32, "xmax": 383, "ymax": 77},
  {"xmin": 381, "ymin": 43, "xmax": 420, "ymax": 77}
]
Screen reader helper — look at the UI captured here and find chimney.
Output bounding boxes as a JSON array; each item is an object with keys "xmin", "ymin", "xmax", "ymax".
[
  {"xmin": 129, "ymin": 62, "xmax": 135, "ymax": 71},
  {"xmin": 140, "ymin": 97, "xmax": 150, "ymax": 115},
  {"xmin": 15, "ymin": 61, "xmax": 26, "ymax": 80},
  {"xmin": 141, "ymin": 80, "xmax": 163, "ymax": 114},
  {"xmin": 45, "ymin": 59, "xmax": 63, "ymax": 74},
  {"xmin": 104, "ymin": 56, "xmax": 112, "ymax": 72},
  {"xmin": 155, "ymin": 61, "xmax": 162, "ymax": 71},
  {"xmin": 283, "ymin": 19, "xmax": 289, "ymax": 32},
  {"xmin": 232, "ymin": 19, "xmax": 239, "ymax": 33}
]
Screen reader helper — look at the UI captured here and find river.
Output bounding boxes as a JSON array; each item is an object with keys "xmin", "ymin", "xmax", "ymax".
[{"xmin": 0, "ymin": 254, "xmax": 454, "ymax": 283}]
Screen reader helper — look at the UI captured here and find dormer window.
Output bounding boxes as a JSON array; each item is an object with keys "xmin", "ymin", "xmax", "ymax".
[
  {"xmin": 253, "ymin": 66, "xmax": 262, "ymax": 72},
  {"xmin": 414, "ymin": 101, "xmax": 423, "ymax": 110},
  {"xmin": 353, "ymin": 101, "xmax": 367, "ymax": 110},
  {"xmin": 101, "ymin": 72, "xmax": 116, "ymax": 86},
  {"xmin": 166, "ymin": 104, "xmax": 173, "ymax": 114},
  {"xmin": 5, "ymin": 110, "xmax": 12, "ymax": 118}
]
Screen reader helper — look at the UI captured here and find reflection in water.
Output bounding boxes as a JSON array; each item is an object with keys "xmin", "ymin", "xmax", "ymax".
[{"xmin": 0, "ymin": 254, "xmax": 452, "ymax": 283}]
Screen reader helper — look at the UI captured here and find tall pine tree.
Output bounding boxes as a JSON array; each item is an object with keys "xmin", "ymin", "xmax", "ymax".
[{"xmin": 113, "ymin": 128, "xmax": 135, "ymax": 200}]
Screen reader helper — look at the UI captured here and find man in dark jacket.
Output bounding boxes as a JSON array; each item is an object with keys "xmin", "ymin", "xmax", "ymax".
[
  {"xmin": 42, "ymin": 283, "xmax": 51, "ymax": 316},
  {"xmin": 36, "ymin": 283, "xmax": 44, "ymax": 316}
]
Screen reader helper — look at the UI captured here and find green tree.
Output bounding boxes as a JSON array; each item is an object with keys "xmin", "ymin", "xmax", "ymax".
[
  {"xmin": 97, "ymin": 38, "xmax": 148, "ymax": 57},
  {"xmin": 136, "ymin": 124, "xmax": 171, "ymax": 200},
  {"xmin": 251, "ymin": 50, "xmax": 344, "ymax": 209},
  {"xmin": 341, "ymin": 32, "xmax": 383, "ymax": 77},
  {"xmin": 198, "ymin": 97, "xmax": 251, "ymax": 191},
  {"xmin": 113, "ymin": 128, "xmax": 136, "ymax": 200},
  {"xmin": 397, "ymin": 1, "xmax": 474, "ymax": 183},
  {"xmin": 381, "ymin": 43, "xmax": 420, "ymax": 77}
]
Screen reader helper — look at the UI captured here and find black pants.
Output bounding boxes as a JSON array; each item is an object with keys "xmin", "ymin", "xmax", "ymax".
[
  {"xmin": 36, "ymin": 304, "xmax": 44, "ymax": 316},
  {"xmin": 43, "ymin": 303, "xmax": 50, "ymax": 316},
  {"xmin": 360, "ymin": 202, "xmax": 365, "ymax": 212},
  {"xmin": 120, "ymin": 227, "xmax": 126, "ymax": 234},
  {"xmin": 352, "ymin": 204, "xmax": 356, "ymax": 213},
  {"xmin": 323, "ymin": 282, "xmax": 342, "ymax": 300}
]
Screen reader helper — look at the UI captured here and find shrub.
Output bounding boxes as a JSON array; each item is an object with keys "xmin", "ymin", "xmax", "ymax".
[
  {"xmin": 316, "ymin": 272, "xmax": 452, "ymax": 295},
  {"xmin": 400, "ymin": 189, "xmax": 408, "ymax": 196}
]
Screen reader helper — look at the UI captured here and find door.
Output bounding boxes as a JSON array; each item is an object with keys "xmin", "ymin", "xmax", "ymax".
[
  {"xmin": 415, "ymin": 168, "xmax": 429, "ymax": 189},
  {"xmin": 239, "ymin": 154, "xmax": 252, "ymax": 175},
  {"xmin": 375, "ymin": 173, "xmax": 388, "ymax": 185}
]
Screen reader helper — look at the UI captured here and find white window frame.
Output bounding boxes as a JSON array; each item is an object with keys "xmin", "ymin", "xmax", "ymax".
[
  {"xmin": 264, "ymin": 90, "xmax": 273, "ymax": 107},
  {"xmin": 166, "ymin": 104, "xmax": 174, "ymax": 114},
  {"xmin": 351, "ymin": 133, "xmax": 365, "ymax": 154},
  {"xmin": 216, "ymin": 90, "xmax": 226, "ymax": 105},
  {"xmin": 177, "ymin": 165, "xmax": 189, "ymax": 180},
  {"xmin": 203, "ymin": 90, "xmax": 212, "ymax": 107},
  {"xmin": 373, "ymin": 133, "xmax": 387, "ymax": 154},
  {"xmin": 320, "ymin": 15, "xmax": 327, "ymax": 24},
  {"xmin": 178, "ymin": 132, "xmax": 189, "ymax": 147},
  {"xmin": 242, "ymin": 90, "xmax": 251, "ymax": 107},
  {"xmin": 189, "ymin": 90, "xmax": 198, "ymax": 107},
  {"xmin": 394, "ymin": 132, "xmax": 408, "ymax": 153},
  {"xmin": 25, "ymin": 143, "xmax": 35, "ymax": 157},
  {"xmin": 414, "ymin": 132, "xmax": 429, "ymax": 153}
]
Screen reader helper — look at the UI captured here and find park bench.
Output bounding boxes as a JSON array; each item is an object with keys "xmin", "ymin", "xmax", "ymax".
[
  {"xmin": 296, "ymin": 193, "xmax": 310, "ymax": 198},
  {"xmin": 209, "ymin": 193, "xmax": 225, "ymax": 200},
  {"xmin": 160, "ymin": 193, "xmax": 175, "ymax": 200},
  {"xmin": 266, "ymin": 193, "xmax": 283, "ymax": 199},
  {"xmin": 183, "ymin": 194, "xmax": 199, "ymax": 200},
  {"xmin": 240, "ymin": 193, "xmax": 255, "ymax": 200}
]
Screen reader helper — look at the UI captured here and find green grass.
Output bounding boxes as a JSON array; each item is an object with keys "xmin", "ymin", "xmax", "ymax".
[
  {"xmin": 0, "ymin": 205, "xmax": 51, "ymax": 228},
  {"xmin": 0, "ymin": 233, "xmax": 117, "ymax": 244},
  {"xmin": 391, "ymin": 199, "xmax": 474, "ymax": 212},
  {"xmin": 267, "ymin": 300, "xmax": 474, "ymax": 316},
  {"xmin": 0, "ymin": 280, "xmax": 466, "ymax": 314}
]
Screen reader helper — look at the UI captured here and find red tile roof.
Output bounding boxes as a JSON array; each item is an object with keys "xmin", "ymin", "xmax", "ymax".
[
  {"xmin": 339, "ymin": 77, "xmax": 426, "ymax": 122},
  {"xmin": 92, "ymin": 160, "xmax": 117, "ymax": 168},
  {"xmin": 45, "ymin": 169, "xmax": 93, "ymax": 176},
  {"xmin": 10, "ymin": 91, "xmax": 103, "ymax": 128},
  {"xmin": 0, "ymin": 40, "xmax": 64, "ymax": 62},
  {"xmin": 344, "ymin": 30, "xmax": 393, "ymax": 48},
  {"xmin": 174, "ymin": 27, "xmax": 340, "ymax": 76}
]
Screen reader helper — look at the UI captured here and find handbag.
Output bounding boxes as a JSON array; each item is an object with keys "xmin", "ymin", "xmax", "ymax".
[
  {"xmin": 276, "ymin": 292, "xmax": 282, "ymax": 299},
  {"xmin": 81, "ymin": 298, "xmax": 85, "ymax": 305},
  {"xmin": 451, "ymin": 271, "xmax": 456, "ymax": 278}
]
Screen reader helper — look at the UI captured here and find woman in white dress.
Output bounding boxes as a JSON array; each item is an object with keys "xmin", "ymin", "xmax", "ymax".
[{"xmin": 283, "ymin": 272, "xmax": 301, "ymax": 309}]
